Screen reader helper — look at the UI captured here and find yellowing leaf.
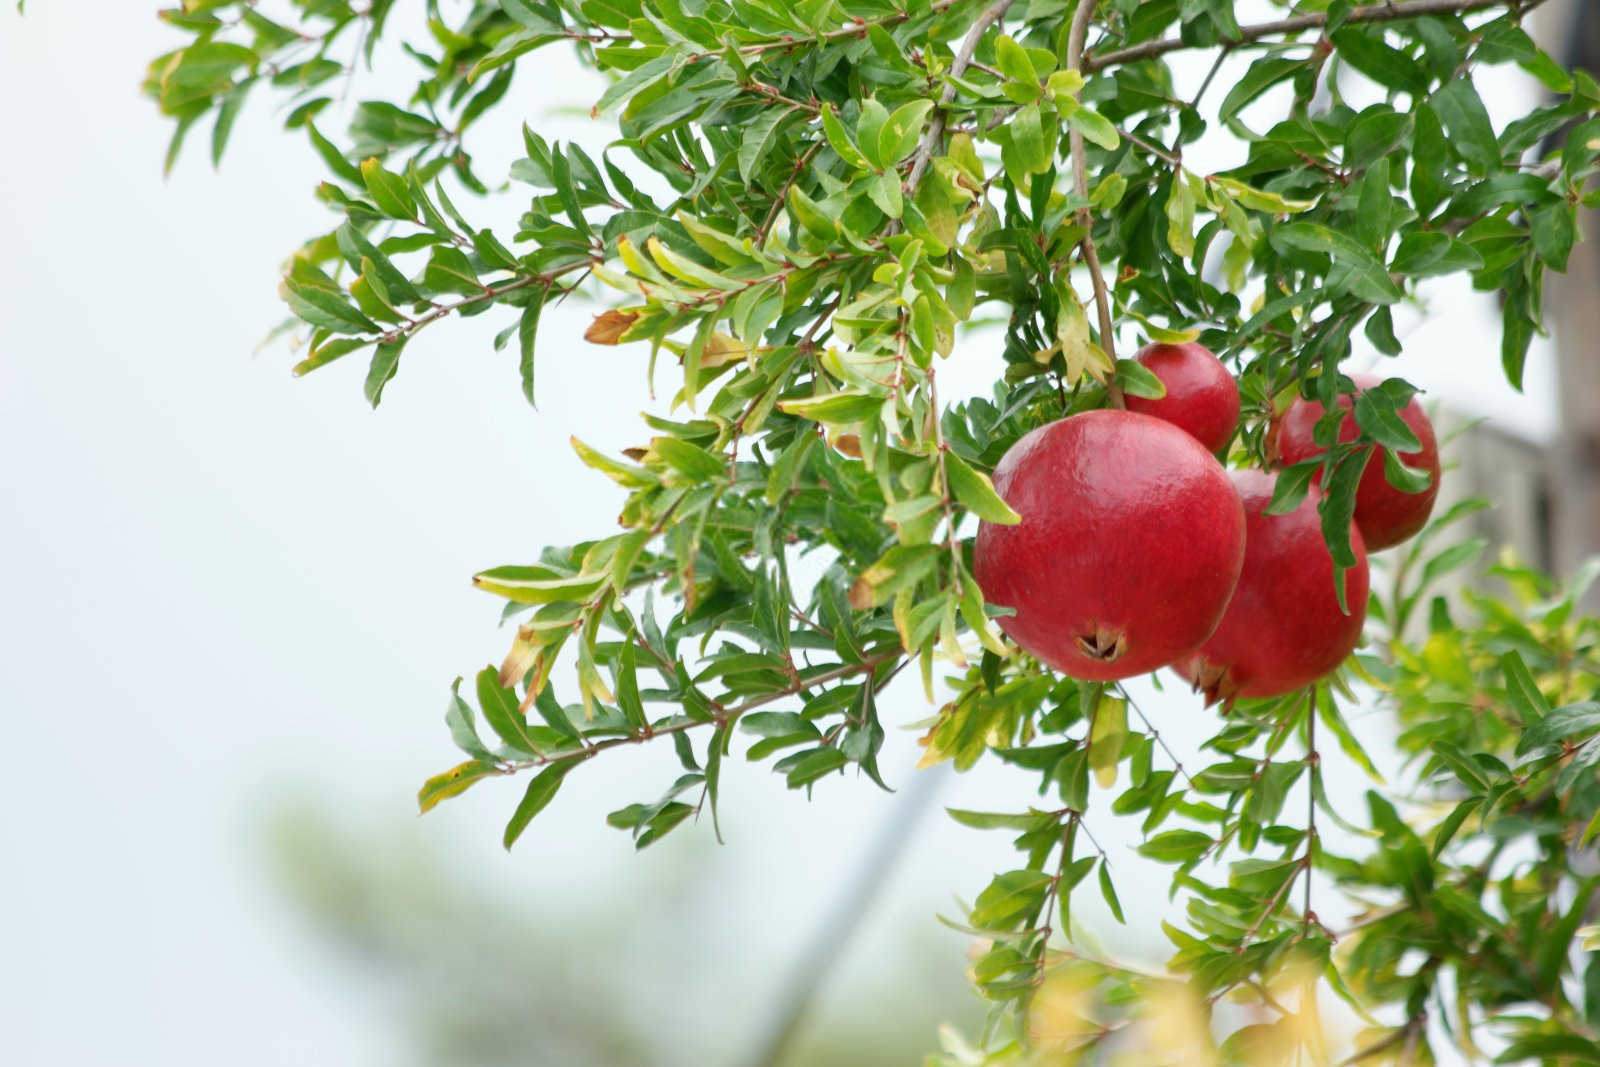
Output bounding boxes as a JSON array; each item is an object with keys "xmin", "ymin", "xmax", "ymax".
[{"xmin": 1054, "ymin": 280, "xmax": 1112, "ymax": 386}]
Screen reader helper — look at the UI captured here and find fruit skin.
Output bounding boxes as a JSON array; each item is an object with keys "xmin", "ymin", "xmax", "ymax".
[
  {"xmin": 1123, "ymin": 342, "xmax": 1241, "ymax": 454},
  {"xmin": 973, "ymin": 409, "xmax": 1246, "ymax": 682},
  {"xmin": 1269, "ymin": 373, "xmax": 1441, "ymax": 551},
  {"xmin": 1174, "ymin": 469, "xmax": 1369, "ymax": 704}
]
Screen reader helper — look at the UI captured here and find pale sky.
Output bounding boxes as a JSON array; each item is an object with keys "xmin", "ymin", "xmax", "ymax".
[{"xmin": 0, "ymin": 4, "xmax": 1565, "ymax": 1065}]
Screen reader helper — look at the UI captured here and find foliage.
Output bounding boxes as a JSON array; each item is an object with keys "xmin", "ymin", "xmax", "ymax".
[
  {"xmin": 266, "ymin": 802, "xmax": 978, "ymax": 1065},
  {"xmin": 145, "ymin": 0, "xmax": 1600, "ymax": 1061}
]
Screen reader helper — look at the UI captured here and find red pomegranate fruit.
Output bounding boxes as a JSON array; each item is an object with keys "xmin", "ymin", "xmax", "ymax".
[
  {"xmin": 1123, "ymin": 341, "xmax": 1241, "ymax": 454},
  {"xmin": 973, "ymin": 410, "xmax": 1246, "ymax": 682},
  {"xmin": 1174, "ymin": 469, "xmax": 1369, "ymax": 704},
  {"xmin": 1269, "ymin": 373, "xmax": 1440, "ymax": 551}
]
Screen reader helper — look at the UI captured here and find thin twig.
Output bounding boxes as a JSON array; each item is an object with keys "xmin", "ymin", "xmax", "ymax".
[
  {"xmin": 375, "ymin": 260, "xmax": 591, "ymax": 347},
  {"xmin": 1029, "ymin": 815, "xmax": 1080, "ymax": 989},
  {"xmin": 1304, "ymin": 687, "xmax": 1319, "ymax": 931},
  {"xmin": 759, "ymin": 141, "xmax": 823, "ymax": 246},
  {"xmin": 1066, "ymin": 0, "xmax": 1122, "ymax": 407},
  {"xmin": 904, "ymin": 0, "xmax": 1018, "ymax": 193},
  {"xmin": 719, "ymin": 0, "xmax": 968, "ymax": 60},
  {"xmin": 1121, "ymin": 686, "xmax": 1195, "ymax": 788},
  {"xmin": 1083, "ymin": 0, "xmax": 1539, "ymax": 74},
  {"xmin": 503, "ymin": 650, "xmax": 903, "ymax": 772},
  {"xmin": 1336, "ymin": 1014, "xmax": 1426, "ymax": 1065},
  {"xmin": 1119, "ymin": 124, "xmax": 1183, "ymax": 168}
]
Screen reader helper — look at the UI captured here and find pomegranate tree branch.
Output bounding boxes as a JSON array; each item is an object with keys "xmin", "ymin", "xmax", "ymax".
[
  {"xmin": 1304, "ymin": 689, "xmax": 1319, "ymax": 931},
  {"xmin": 374, "ymin": 259, "xmax": 593, "ymax": 347},
  {"xmin": 504, "ymin": 649, "xmax": 903, "ymax": 771},
  {"xmin": 904, "ymin": 0, "xmax": 1018, "ymax": 192},
  {"xmin": 1084, "ymin": 0, "xmax": 1544, "ymax": 74},
  {"xmin": 1066, "ymin": 0, "xmax": 1122, "ymax": 408},
  {"xmin": 722, "ymin": 0, "xmax": 967, "ymax": 59},
  {"xmin": 1336, "ymin": 1014, "xmax": 1426, "ymax": 1066}
]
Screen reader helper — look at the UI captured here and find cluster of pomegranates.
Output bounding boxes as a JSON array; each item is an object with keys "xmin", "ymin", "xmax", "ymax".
[{"xmin": 973, "ymin": 342, "xmax": 1441, "ymax": 704}]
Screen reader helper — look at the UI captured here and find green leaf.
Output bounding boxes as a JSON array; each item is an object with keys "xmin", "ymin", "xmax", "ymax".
[
  {"xmin": 787, "ymin": 185, "xmax": 838, "ymax": 241},
  {"xmin": 1272, "ymin": 222, "xmax": 1402, "ymax": 304},
  {"xmin": 855, "ymin": 98, "xmax": 891, "ymax": 170},
  {"xmin": 737, "ymin": 106, "xmax": 792, "ymax": 184},
  {"xmin": 1501, "ymin": 650, "xmax": 1552, "ymax": 725},
  {"xmin": 1354, "ymin": 157, "xmax": 1392, "ymax": 250},
  {"xmin": 282, "ymin": 275, "xmax": 382, "ymax": 335},
  {"xmin": 867, "ymin": 168, "xmax": 903, "ymax": 219},
  {"xmin": 971, "ymin": 869, "xmax": 1053, "ymax": 927},
  {"xmin": 879, "ymin": 99, "xmax": 934, "ymax": 166},
  {"xmin": 820, "ymin": 103, "xmax": 869, "ymax": 170},
  {"xmin": 423, "ymin": 245, "xmax": 483, "ymax": 297},
  {"xmin": 1531, "ymin": 204, "xmax": 1578, "ymax": 270},
  {"xmin": 1264, "ymin": 461, "xmax": 1318, "ymax": 516},
  {"xmin": 210, "ymin": 81, "xmax": 250, "ymax": 167},
  {"xmin": 1138, "ymin": 829, "xmax": 1212, "ymax": 864},
  {"xmin": 1391, "ymin": 231, "xmax": 1483, "ymax": 277},
  {"xmin": 1429, "ymin": 79, "xmax": 1500, "ymax": 175},
  {"xmin": 503, "ymin": 759, "xmax": 578, "ymax": 848},
  {"xmin": 518, "ymin": 286, "xmax": 546, "ymax": 406},
  {"xmin": 305, "ymin": 121, "xmax": 364, "ymax": 184},
  {"xmin": 1318, "ymin": 690, "xmax": 1384, "ymax": 782},
  {"xmin": 1346, "ymin": 109, "xmax": 1413, "ymax": 170},
  {"xmin": 1353, "ymin": 390, "xmax": 1422, "ymax": 452},
  {"xmin": 476, "ymin": 666, "xmax": 541, "ymax": 757},
  {"xmin": 945, "ymin": 452, "xmax": 1020, "ymax": 524},
  {"xmin": 946, "ymin": 809, "xmax": 1043, "ymax": 831},
  {"xmin": 593, "ymin": 52, "xmax": 677, "ymax": 115},
  {"xmin": 652, "ymin": 436, "xmax": 727, "ymax": 481},
  {"xmin": 335, "ymin": 222, "xmax": 421, "ymax": 304},
  {"xmin": 360, "ymin": 157, "xmax": 418, "ymax": 220},
  {"xmin": 1002, "ymin": 102, "xmax": 1052, "ymax": 179},
  {"xmin": 1097, "ymin": 862, "xmax": 1125, "ymax": 923},
  {"xmin": 1365, "ymin": 306, "xmax": 1401, "ymax": 356},
  {"xmin": 445, "ymin": 678, "xmax": 496, "ymax": 761},
  {"xmin": 1219, "ymin": 57, "xmax": 1305, "ymax": 128},
  {"xmin": 1320, "ymin": 449, "xmax": 1369, "ymax": 579},
  {"xmin": 1503, "ymin": 290, "xmax": 1536, "ymax": 393},
  {"xmin": 1418, "ymin": 537, "xmax": 1486, "ymax": 589},
  {"xmin": 1516, "ymin": 702, "xmax": 1600, "ymax": 755},
  {"xmin": 1114, "ymin": 359, "xmax": 1167, "ymax": 400},
  {"xmin": 1332, "ymin": 27, "xmax": 1429, "ymax": 96},
  {"xmin": 778, "ymin": 391, "xmax": 883, "ymax": 424},
  {"xmin": 994, "ymin": 35, "xmax": 1038, "ymax": 100},
  {"xmin": 1432, "ymin": 741, "xmax": 1490, "ymax": 793},
  {"xmin": 1495, "ymin": 1034, "xmax": 1600, "ymax": 1064},
  {"xmin": 1067, "ymin": 105, "xmax": 1120, "ymax": 151},
  {"xmin": 1382, "ymin": 448, "xmax": 1433, "ymax": 494},
  {"xmin": 1165, "ymin": 175, "xmax": 1196, "ymax": 258},
  {"xmin": 363, "ymin": 339, "xmax": 406, "ymax": 407},
  {"xmin": 785, "ymin": 746, "xmax": 847, "ymax": 787}
]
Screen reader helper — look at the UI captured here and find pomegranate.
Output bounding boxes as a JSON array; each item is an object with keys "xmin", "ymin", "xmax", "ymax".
[
  {"xmin": 1123, "ymin": 341, "xmax": 1240, "ymax": 454},
  {"xmin": 973, "ymin": 410, "xmax": 1246, "ymax": 682},
  {"xmin": 1174, "ymin": 469, "xmax": 1369, "ymax": 704},
  {"xmin": 1269, "ymin": 373, "xmax": 1440, "ymax": 551}
]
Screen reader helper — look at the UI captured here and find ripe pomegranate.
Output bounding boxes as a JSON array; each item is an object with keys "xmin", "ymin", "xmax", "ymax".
[
  {"xmin": 1174, "ymin": 469, "xmax": 1369, "ymax": 704},
  {"xmin": 1123, "ymin": 341, "xmax": 1240, "ymax": 454},
  {"xmin": 973, "ymin": 410, "xmax": 1246, "ymax": 682},
  {"xmin": 1269, "ymin": 373, "xmax": 1440, "ymax": 551}
]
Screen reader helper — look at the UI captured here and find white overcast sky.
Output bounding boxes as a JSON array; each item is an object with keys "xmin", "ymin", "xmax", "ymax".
[{"xmin": 0, "ymin": 3, "xmax": 1569, "ymax": 1065}]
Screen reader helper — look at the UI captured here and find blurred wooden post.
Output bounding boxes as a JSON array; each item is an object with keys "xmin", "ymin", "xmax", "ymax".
[{"xmin": 1540, "ymin": 0, "xmax": 1600, "ymax": 591}]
